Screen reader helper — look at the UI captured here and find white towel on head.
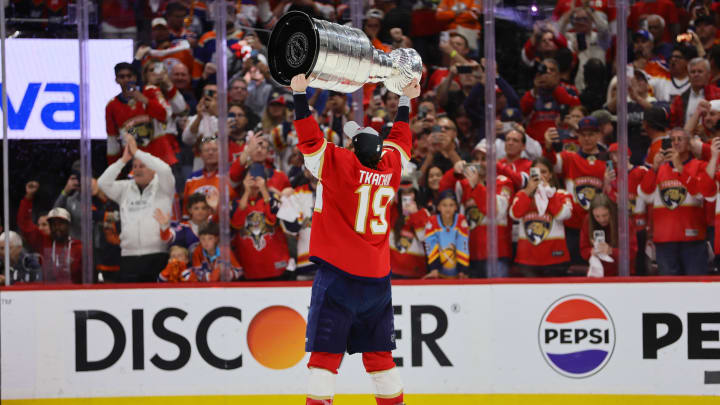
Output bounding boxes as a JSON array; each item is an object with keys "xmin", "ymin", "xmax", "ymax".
[{"xmin": 534, "ymin": 183, "xmax": 556, "ymax": 216}]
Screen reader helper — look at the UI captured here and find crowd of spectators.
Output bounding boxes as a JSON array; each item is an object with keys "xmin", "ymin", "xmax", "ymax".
[{"xmin": 4, "ymin": 0, "xmax": 720, "ymax": 285}]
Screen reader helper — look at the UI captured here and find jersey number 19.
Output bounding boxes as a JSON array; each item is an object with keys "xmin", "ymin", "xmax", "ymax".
[{"xmin": 354, "ymin": 185, "xmax": 394, "ymax": 235}]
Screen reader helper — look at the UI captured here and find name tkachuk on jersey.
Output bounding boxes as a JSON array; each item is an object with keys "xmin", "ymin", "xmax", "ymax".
[{"xmin": 294, "ymin": 115, "xmax": 412, "ymax": 279}]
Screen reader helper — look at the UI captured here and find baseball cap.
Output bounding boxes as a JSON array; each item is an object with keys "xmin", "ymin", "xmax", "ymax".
[
  {"xmin": 578, "ymin": 116, "xmax": 600, "ymax": 131},
  {"xmin": 344, "ymin": 121, "xmax": 383, "ymax": 165},
  {"xmin": 633, "ymin": 29, "xmax": 653, "ymax": 42},
  {"xmin": 644, "ymin": 105, "xmax": 669, "ymax": 130},
  {"xmin": 500, "ymin": 107, "xmax": 523, "ymax": 123},
  {"xmin": 591, "ymin": 109, "xmax": 616, "ymax": 125},
  {"xmin": 47, "ymin": 207, "xmax": 71, "ymax": 223},
  {"xmin": 474, "ymin": 138, "xmax": 488, "ymax": 154},
  {"xmin": 152, "ymin": 17, "xmax": 168, "ymax": 28},
  {"xmin": 268, "ymin": 92, "xmax": 287, "ymax": 106},
  {"xmin": 608, "ymin": 142, "xmax": 631, "ymax": 157}
]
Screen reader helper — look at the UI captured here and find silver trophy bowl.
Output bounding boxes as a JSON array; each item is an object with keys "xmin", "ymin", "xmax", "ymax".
[{"xmin": 268, "ymin": 11, "xmax": 422, "ymax": 95}]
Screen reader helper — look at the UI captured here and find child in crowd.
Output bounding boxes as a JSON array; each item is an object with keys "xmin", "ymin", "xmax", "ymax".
[
  {"xmin": 424, "ymin": 190, "xmax": 470, "ymax": 278},
  {"xmin": 158, "ymin": 245, "xmax": 191, "ymax": 282},
  {"xmin": 189, "ymin": 222, "xmax": 243, "ymax": 282}
]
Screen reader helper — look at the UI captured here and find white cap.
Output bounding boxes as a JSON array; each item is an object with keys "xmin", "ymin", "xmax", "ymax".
[
  {"xmin": 152, "ymin": 17, "xmax": 168, "ymax": 28},
  {"xmin": 365, "ymin": 8, "xmax": 384, "ymax": 20},
  {"xmin": 47, "ymin": 207, "xmax": 71, "ymax": 223},
  {"xmin": 0, "ymin": 230, "xmax": 22, "ymax": 247},
  {"xmin": 343, "ymin": 121, "xmax": 379, "ymax": 138},
  {"xmin": 474, "ymin": 138, "xmax": 488, "ymax": 153},
  {"xmin": 710, "ymin": 100, "xmax": 720, "ymax": 112}
]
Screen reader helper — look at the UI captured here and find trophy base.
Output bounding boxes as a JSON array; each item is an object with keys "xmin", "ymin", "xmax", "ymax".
[{"xmin": 268, "ymin": 11, "xmax": 320, "ymax": 86}]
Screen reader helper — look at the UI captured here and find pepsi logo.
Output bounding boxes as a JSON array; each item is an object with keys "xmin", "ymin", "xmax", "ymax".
[{"xmin": 538, "ymin": 295, "xmax": 615, "ymax": 378}]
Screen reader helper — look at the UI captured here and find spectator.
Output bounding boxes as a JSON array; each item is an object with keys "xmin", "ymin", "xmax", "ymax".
[
  {"xmin": 628, "ymin": 0, "xmax": 680, "ymax": 43},
  {"xmin": 182, "ymin": 83, "xmax": 218, "ymax": 170},
  {"xmin": 192, "ymin": 2, "xmax": 244, "ymax": 83},
  {"xmin": 245, "ymin": 61, "xmax": 275, "ymax": 118},
  {"xmin": 497, "ymin": 127, "xmax": 534, "ymax": 190},
  {"xmin": 105, "ymin": 62, "xmax": 169, "ymax": 165},
  {"xmin": 161, "ymin": 193, "xmax": 211, "ymax": 254},
  {"xmin": 418, "ymin": 117, "xmax": 463, "ymax": 182},
  {"xmin": 262, "ymin": 91, "xmax": 291, "ymax": 135},
  {"xmin": 0, "ymin": 231, "xmax": 41, "ymax": 285},
  {"xmin": 670, "ymin": 58, "xmax": 720, "ymax": 128},
  {"xmin": 142, "ymin": 17, "xmax": 194, "ymax": 75},
  {"xmin": 277, "ymin": 169, "xmax": 319, "ymax": 280},
  {"xmin": 643, "ymin": 105, "xmax": 671, "ymax": 167},
  {"xmin": 364, "ymin": 8, "xmax": 390, "ymax": 52},
  {"xmin": 558, "ymin": 2, "xmax": 611, "ymax": 92},
  {"xmin": 140, "ymin": 60, "xmax": 189, "ymax": 166},
  {"xmin": 510, "ymin": 157, "xmax": 573, "ymax": 277},
  {"xmin": 645, "ymin": 14, "xmax": 673, "ymax": 61},
  {"xmin": 228, "ymin": 102, "xmax": 254, "ymax": 161},
  {"xmin": 648, "ymin": 43, "xmax": 697, "ymax": 103},
  {"xmin": 608, "ymin": 70, "xmax": 656, "ymax": 163},
  {"xmin": 435, "ymin": 0, "xmax": 482, "ymax": 52},
  {"xmin": 420, "ymin": 165, "xmax": 444, "ymax": 214},
  {"xmin": 94, "ymin": 197, "xmax": 122, "ymax": 283},
  {"xmin": 544, "ymin": 117, "xmax": 607, "ymax": 265},
  {"xmin": 158, "ymin": 245, "xmax": 190, "ymax": 282},
  {"xmin": 388, "ymin": 182, "xmax": 431, "ymax": 279},
  {"xmin": 464, "ymin": 66, "xmax": 521, "ymax": 141},
  {"xmin": 603, "ymin": 143, "xmax": 650, "ymax": 274},
  {"xmin": 437, "ymin": 60, "xmax": 481, "ymax": 119},
  {"xmin": 630, "ymin": 30, "xmax": 668, "ymax": 80},
  {"xmin": 639, "ymin": 127, "xmax": 716, "ymax": 275},
  {"xmin": 423, "ymin": 190, "xmax": 470, "ymax": 279},
  {"xmin": 231, "ymin": 171, "xmax": 290, "ymax": 280},
  {"xmin": 188, "ymin": 222, "xmax": 242, "ymax": 282},
  {"xmin": 98, "ymin": 134, "xmax": 175, "ymax": 282},
  {"xmin": 694, "ymin": 14, "xmax": 720, "ymax": 54},
  {"xmin": 18, "ymin": 181, "xmax": 83, "ymax": 284},
  {"xmin": 228, "ymin": 76, "xmax": 260, "ymax": 127},
  {"xmin": 230, "ymin": 134, "xmax": 291, "ymax": 194},
  {"xmin": 183, "ymin": 137, "xmax": 237, "ymax": 216},
  {"xmin": 580, "ymin": 194, "xmax": 638, "ymax": 276},
  {"xmin": 520, "ymin": 58, "xmax": 581, "ymax": 144},
  {"xmin": 521, "ymin": 24, "xmax": 568, "ymax": 68},
  {"xmin": 169, "ymin": 62, "xmax": 197, "ymax": 113},
  {"xmin": 429, "ymin": 32, "xmax": 474, "ymax": 91},
  {"xmin": 321, "ymin": 91, "xmax": 351, "ymax": 143},
  {"xmin": 591, "ymin": 109, "xmax": 616, "ymax": 146},
  {"xmin": 704, "ymin": 136, "xmax": 720, "ymax": 271},
  {"xmin": 687, "ymin": 99, "xmax": 720, "ymax": 139}
]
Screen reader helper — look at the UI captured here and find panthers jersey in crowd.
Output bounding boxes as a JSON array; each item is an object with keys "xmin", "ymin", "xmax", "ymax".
[
  {"xmin": 424, "ymin": 213, "xmax": 470, "ymax": 277},
  {"xmin": 547, "ymin": 150, "xmax": 606, "ymax": 230}
]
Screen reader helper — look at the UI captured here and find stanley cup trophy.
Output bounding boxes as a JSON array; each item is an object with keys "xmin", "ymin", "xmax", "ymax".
[{"xmin": 268, "ymin": 11, "xmax": 422, "ymax": 95}]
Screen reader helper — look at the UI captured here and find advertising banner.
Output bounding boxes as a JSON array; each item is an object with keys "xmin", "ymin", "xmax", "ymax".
[
  {"xmin": 1, "ymin": 282, "xmax": 718, "ymax": 403},
  {"xmin": 0, "ymin": 39, "xmax": 133, "ymax": 140}
]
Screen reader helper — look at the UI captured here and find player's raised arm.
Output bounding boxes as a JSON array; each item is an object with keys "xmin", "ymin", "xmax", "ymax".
[
  {"xmin": 291, "ymin": 74, "xmax": 328, "ymax": 179},
  {"xmin": 383, "ymin": 79, "xmax": 420, "ymax": 166}
]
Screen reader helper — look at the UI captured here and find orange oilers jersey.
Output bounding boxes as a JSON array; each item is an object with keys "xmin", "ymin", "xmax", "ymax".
[{"xmin": 294, "ymin": 115, "xmax": 412, "ymax": 279}]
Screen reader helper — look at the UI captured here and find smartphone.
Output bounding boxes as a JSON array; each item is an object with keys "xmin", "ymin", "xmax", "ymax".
[
  {"xmin": 249, "ymin": 162, "xmax": 266, "ymax": 179},
  {"xmin": 593, "ymin": 230, "xmax": 606, "ymax": 244},
  {"xmin": 530, "ymin": 167, "xmax": 541, "ymax": 180},
  {"xmin": 204, "ymin": 88, "xmax": 217, "ymax": 98},
  {"xmin": 661, "ymin": 137, "xmax": 672, "ymax": 150},
  {"xmin": 440, "ymin": 31, "xmax": 450, "ymax": 43},
  {"xmin": 557, "ymin": 128, "xmax": 571, "ymax": 141},
  {"xmin": 457, "ymin": 65, "xmax": 473, "ymax": 74},
  {"xmin": 606, "ymin": 160, "xmax": 614, "ymax": 171}
]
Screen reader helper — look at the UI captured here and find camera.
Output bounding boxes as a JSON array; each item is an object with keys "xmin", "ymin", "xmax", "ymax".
[
  {"xmin": 204, "ymin": 88, "xmax": 217, "ymax": 98},
  {"xmin": 457, "ymin": 65, "xmax": 473, "ymax": 74},
  {"xmin": 534, "ymin": 61, "xmax": 549, "ymax": 76}
]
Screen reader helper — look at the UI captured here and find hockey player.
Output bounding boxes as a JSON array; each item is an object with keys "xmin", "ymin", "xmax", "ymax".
[{"xmin": 291, "ymin": 73, "xmax": 420, "ymax": 405}]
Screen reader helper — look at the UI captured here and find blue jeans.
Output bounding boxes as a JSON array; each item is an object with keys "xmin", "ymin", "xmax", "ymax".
[{"xmin": 655, "ymin": 241, "xmax": 708, "ymax": 276}]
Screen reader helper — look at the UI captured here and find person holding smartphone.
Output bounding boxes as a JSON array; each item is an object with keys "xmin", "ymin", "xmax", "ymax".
[
  {"xmin": 580, "ymin": 194, "xmax": 638, "ymax": 277},
  {"xmin": 510, "ymin": 157, "xmax": 574, "ymax": 277},
  {"xmin": 388, "ymin": 183, "xmax": 431, "ymax": 279},
  {"xmin": 182, "ymin": 83, "xmax": 219, "ymax": 170},
  {"xmin": 639, "ymin": 127, "xmax": 716, "ymax": 275}
]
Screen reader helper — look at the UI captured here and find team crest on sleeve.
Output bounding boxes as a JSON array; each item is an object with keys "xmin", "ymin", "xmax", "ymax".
[
  {"xmin": 563, "ymin": 143, "xmax": 579, "ymax": 153},
  {"xmin": 659, "ymin": 180, "xmax": 686, "ymax": 209},
  {"xmin": 122, "ymin": 115, "xmax": 154, "ymax": 147},
  {"xmin": 396, "ymin": 230, "xmax": 414, "ymax": 253},
  {"xmin": 523, "ymin": 213, "xmax": 552, "ymax": 245},
  {"xmin": 465, "ymin": 206, "xmax": 485, "ymax": 229},
  {"xmin": 573, "ymin": 177, "xmax": 603, "ymax": 210},
  {"xmin": 242, "ymin": 211, "xmax": 271, "ymax": 251}
]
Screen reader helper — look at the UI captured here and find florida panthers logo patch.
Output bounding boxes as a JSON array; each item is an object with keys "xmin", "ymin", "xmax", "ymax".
[
  {"xmin": 574, "ymin": 177, "xmax": 603, "ymax": 210},
  {"xmin": 242, "ymin": 211, "xmax": 271, "ymax": 251},
  {"xmin": 659, "ymin": 180, "xmax": 686, "ymax": 209},
  {"xmin": 465, "ymin": 206, "xmax": 485, "ymax": 229},
  {"xmin": 523, "ymin": 213, "xmax": 552, "ymax": 245}
]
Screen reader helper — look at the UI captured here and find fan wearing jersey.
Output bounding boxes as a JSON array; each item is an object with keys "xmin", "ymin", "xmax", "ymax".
[{"xmin": 291, "ymin": 74, "xmax": 420, "ymax": 405}]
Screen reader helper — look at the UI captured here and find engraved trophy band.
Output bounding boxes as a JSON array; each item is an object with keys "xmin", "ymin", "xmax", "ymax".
[{"xmin": 268, "ymin": 11, "xmax": 422, "ymax": 95}]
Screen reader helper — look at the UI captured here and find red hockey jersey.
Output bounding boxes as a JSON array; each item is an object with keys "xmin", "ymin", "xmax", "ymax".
[
  {"xmin": 509, "ymin": 188, "xmax": 573, "ymax": 266},
  {"xmin": 606, "ymin": 165, "xmax": 650, "ymax": 229},
  {"xmin": 547, "ymin": 149, "xmax": 606, "ymax": 229},
  {"xmin": 389, "ymin": 206, "xmax": 430, "ymax": 278},
  {"xmin": 294, "ymin": 115, "xmax": 412, "ymax": 279},
  {"xmin": 639, "ymin": 159, "xmax": 716, "ymax": 243}
]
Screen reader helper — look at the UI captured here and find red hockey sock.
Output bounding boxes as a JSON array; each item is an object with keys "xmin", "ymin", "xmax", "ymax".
[
  {"xmin": 375, "ymin": 392, "xmax": 404, "ymax": 404},
  {"xmin": 306, "ymin": 398, "xmax": 333, "ymax": 405}
]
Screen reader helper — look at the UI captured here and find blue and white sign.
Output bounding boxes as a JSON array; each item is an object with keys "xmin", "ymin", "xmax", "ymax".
[{"xmin": 0, "ymin": 39, "xmax": 133, "ymax": 140}]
